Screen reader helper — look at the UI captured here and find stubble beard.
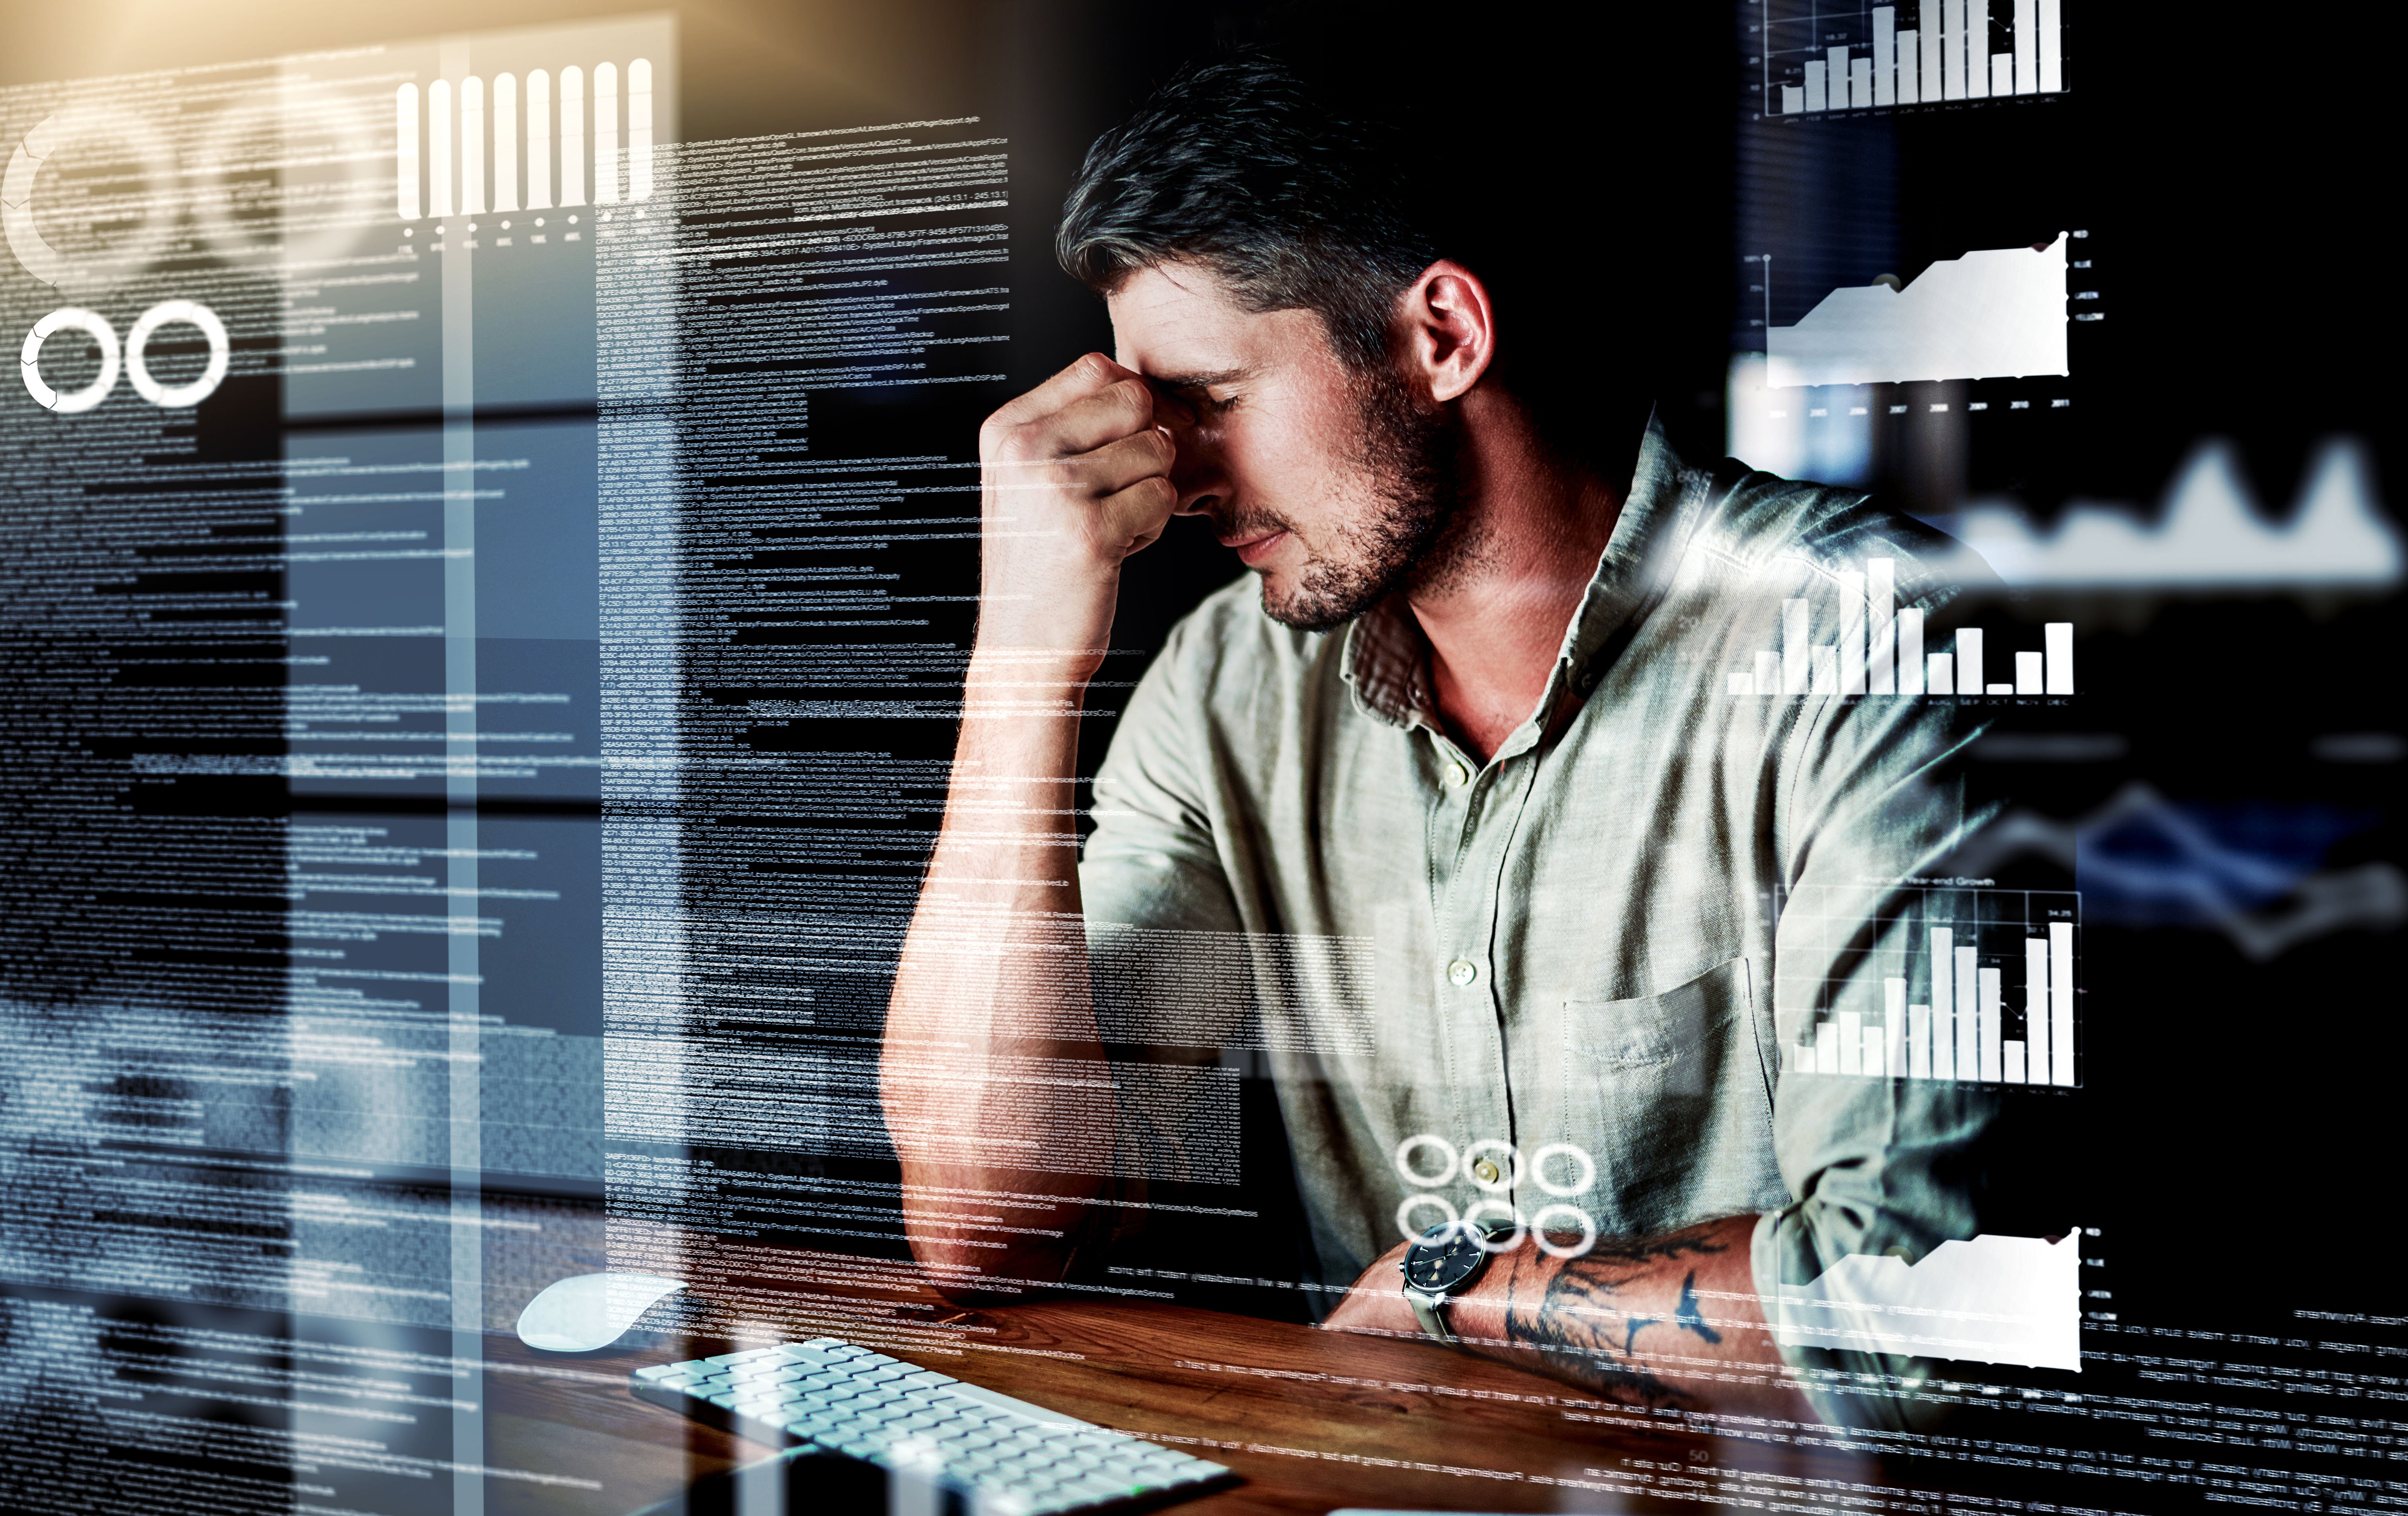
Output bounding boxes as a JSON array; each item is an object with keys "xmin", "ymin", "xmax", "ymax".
[{"xmin": 1253, "ymin": 361, "xmax": 1479, "ymax": 635}]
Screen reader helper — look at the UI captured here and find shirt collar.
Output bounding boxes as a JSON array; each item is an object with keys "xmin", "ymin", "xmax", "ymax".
[{"xmin": 1339, "ymin": 411, "xmax": 1701, "ymax": 742}]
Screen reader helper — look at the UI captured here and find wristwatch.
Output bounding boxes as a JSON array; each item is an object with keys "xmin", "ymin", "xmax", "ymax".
[{"xmin": 1397, "ymin": 1219, "xmax": 1510, "ymax": 1344}]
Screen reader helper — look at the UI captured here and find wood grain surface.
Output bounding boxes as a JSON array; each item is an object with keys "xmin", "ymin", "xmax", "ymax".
[{"xmin": 481, "ymin": 1290, "xmax": 1887, "ymax": 1516}]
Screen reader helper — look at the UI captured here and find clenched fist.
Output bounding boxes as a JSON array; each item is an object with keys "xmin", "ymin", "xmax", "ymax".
[{"xmin": 973, "ymin": 353, "xmax": 1180, "ymax": 675}]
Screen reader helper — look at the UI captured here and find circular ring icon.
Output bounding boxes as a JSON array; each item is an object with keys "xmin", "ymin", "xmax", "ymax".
[
  {"xmin": 1462, "ymin": 1137, "xmax": 1519, "ymax": 1194},
  {"xmin": 1393, "ymin": 1133, "xmax": 1458, "ymax": 1189},
  {"xmin": 126, "ymin": 301, "xmax": 229, "ymax": 408},
  {"xmin": 191, "ymin": 85, "xmax": 380, "ymax": 269},
  {"xmin": 1463, "ymin": 1198, "xmax": 1526, "ymax": 1253},
  {"xmin": 3, "ymin": 107, "xmax": 180, "ymax": 291},
  {"xmin": 22, "ymin": 307, "xmax": 120, "ymax": 413},
  {"xmin": 1531, "ymin": 1203, "xmax": 1600, "ymax": 1259},
  {"xmin": 1396, "ymin": 1193, "xmax": 1458, "ymax": 1244},
  {"xmin": 1530, "ymin": 1141, "xmax": 1597, "ymax": 1198}
]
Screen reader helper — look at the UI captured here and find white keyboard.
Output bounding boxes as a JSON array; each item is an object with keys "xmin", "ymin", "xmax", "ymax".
[{"xmin": 630, "ymin": 1336, "xmax": 1235, "ymax": 1514}]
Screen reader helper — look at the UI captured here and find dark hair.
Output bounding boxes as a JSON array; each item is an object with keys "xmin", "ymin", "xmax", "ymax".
[
  {"xmin": 1056, "ymin": 55, "xmax": 1434, "ymax": 376},
  {"xmin": 1053, "ymin": 37, "xmax": 1702, "ymax": 479}
]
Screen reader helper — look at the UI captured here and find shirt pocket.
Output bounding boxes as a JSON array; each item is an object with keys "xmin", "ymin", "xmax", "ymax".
[{"xmin": 1557, "ymin": 957, "xmax": 1788, "ymax": 1238}]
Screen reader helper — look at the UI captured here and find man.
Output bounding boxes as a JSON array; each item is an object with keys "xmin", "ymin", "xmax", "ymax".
[{"xmin": 882, "ymin": 56, "xmax": 1996, "ymax": 1425}]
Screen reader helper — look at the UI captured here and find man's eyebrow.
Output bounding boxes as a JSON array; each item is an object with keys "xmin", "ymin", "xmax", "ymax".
[{"xmin": 1146, "ymin": 367, "xmax": 1247, "ymax": 393}]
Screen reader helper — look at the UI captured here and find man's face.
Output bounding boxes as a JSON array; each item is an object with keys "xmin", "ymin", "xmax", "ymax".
[{"xmin": 1106, "ymin": 261, "xmax": 1461, "ymax": 632}]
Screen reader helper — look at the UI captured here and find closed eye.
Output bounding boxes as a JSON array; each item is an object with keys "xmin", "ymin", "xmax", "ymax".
[{"xmin": 1146, "ymin": 367, "xmax": 1246, "ymax": 421}]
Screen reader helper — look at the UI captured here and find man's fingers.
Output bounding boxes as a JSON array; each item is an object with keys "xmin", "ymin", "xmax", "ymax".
[
  {"xmin": 1010, "ymin": 376, "xmax": 1155, "ymax": 460},
  {"xmin": 1093, "ymin": 474, "xmax": 1179, "ymax": 556},
  {"xmin": 1073, "ymin": 426, "xmax": 1176, "ymax": 499},
  {"xmin": 983, "ymin": 352, "xmax": 1139, "ymax": 433}
]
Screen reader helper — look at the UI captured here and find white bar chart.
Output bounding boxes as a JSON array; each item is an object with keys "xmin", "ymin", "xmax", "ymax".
[
  {"xmin": 395, "ymin": 58, "xmax": 654, "ymax": 221},
  {"xmin": 1764, "ymin": 0, "xmax": 2065, "ymax": 115},
  {"xmin": 1726, "ymin": 557, "xmax": 2072, "ymax": 699},
  {"xmin": 1788, "ymin": 887, "xmax": 2079, "ymax": 1088}
]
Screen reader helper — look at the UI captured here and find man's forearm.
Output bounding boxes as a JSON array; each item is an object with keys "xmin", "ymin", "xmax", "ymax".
[
  {"xmin": 882, "ymin": 651, "xmax": 1112, "ymax": 1289},
  {"xmin": 1450, "ymin": 1215, "xmax": 1814, "ymax": 1417}
]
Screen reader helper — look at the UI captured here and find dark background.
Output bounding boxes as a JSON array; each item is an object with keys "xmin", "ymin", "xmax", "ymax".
[
  {"xmin": 3, "ymin": 0, "xmax": 2385, "ymax": 1331},
  {"xmin": 0, "ymin": 3, "xmax": 2397, "ymax": 1506}
]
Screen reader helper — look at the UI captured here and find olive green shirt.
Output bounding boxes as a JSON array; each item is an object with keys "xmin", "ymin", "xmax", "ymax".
[{"xmin": 1079, "ymin": 419, "xmax": 1999, "ymax": 1422}]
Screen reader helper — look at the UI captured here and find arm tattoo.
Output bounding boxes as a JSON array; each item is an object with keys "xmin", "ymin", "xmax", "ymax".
[
  {"xmin": 1503, "ymin": 1226, "xmax": 1730, "ymax": 1409},
  {"xmin": 1675, "ymin": 1269, "xmax": 1724, "ymax": 1345}
]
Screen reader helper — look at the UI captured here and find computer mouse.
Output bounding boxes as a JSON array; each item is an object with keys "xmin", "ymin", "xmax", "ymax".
[{"xmin": 514, "ymin": 1272, "xmax": 688, "ymax": 1353}]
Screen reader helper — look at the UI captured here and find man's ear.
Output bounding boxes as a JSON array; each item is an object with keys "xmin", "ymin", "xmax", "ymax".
[{"xmin": 1399, "ymin": 259, "xmax": 1497, "ymax": 404}]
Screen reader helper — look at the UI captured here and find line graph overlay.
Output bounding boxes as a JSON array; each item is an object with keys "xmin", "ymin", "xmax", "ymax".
[
  {"xmin": 1767, "ymin": 235, "xmax": 2068, "ymax": 387},
  {"xmin": 1771, "ymin": 1232, "xmax": 2082, "ymax": 1370},
  {"xmin": 1928, "ymin": 438, "xmax": 2402, "ymax": 591}
]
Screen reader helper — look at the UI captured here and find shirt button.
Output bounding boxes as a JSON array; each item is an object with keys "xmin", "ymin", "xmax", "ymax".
[
  {"xmin": 1447, "ymin": 959, "xmax": 1479, "ymax": 987},
  {"xmin": 1472, "ymin": 1158, "xmax": 1501, "ymax": 1184},
  {"xmin": 1446, "ymin": 761, "xmax": 1470, "ymax": 787}
]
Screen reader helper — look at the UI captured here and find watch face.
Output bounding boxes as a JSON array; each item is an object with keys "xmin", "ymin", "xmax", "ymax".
[{"xmin": 1404, "ymin": 1221, "xmax": 1488, "ymax": 1293}]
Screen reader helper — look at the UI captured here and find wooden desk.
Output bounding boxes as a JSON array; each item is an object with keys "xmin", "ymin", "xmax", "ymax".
[{"xmin": 481, "ymin": 1295, "xmax": 1878, "ymax": 1515}]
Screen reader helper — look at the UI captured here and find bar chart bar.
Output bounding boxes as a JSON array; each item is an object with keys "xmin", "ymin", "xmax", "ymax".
[
  {"xmin": 1954, "ymin": 944, "xmax": 1978, "ymax": 1085},
  {"xmin": 629, "ymin": 58, "xmax": 655, "ymax": 201},
  {"xmin": 1783, "ymin": 599, "xmax": 1810, "ymax": 694},
  {"xmin": 2013, "ymin": 0, "xmax": 2039, "ymax": 94},
  {"xmin": 493, "ymin": 74, "xmax": 518, "ymax": 213},
  {"xmin": 1930, "ymin": 928, "xmax": 1954, "ymax": 1079},
  {"xmin": 1784, "ymin": 84, "xmax": 1807, "ymax": 113},
  {"xmin": 429, "ymin": 80, "xmax": 454, "ymax": 218},
  {"xmin": 1898, "ymin": 607, "xmax": 1925, "ymax": 695},
  {"xmin": 1873, "ymin": 7, "xmax": 1898, "ymax": 105},
  {"xmin": 560, "ymin": 66, "xmax": 586, "ymax": 206},
  {"xmin": 1868, "ymin": 559, "xmax": 1896, "ymax": 694},
  {"xmin": 526, "ymin": 70, "xmax": 553, "ymax": 209},
  {"xmin": 395, "ymin": 84, "xmax": 420, "ymax": 220},
  {"xmin": 1966, "ymin": 0, "xmax": 1991, "ymax": 98},
  {"xmin": 1956, "ymin": 628, "xmax": 1984, "ymax": 695},
  {"xmin": 2048, "ymin": 920, "xmax": 2075, "ymax": 1085},
  {"xmin": 1851, "ymin": 56, "xmax": 1873, "ymax": 108},
  {"xmin": 1862, "ymin": 1022, "xmax": 1884, "ymax": 1076},
  {"xmin": 594, "ymin": 61, "xmax": 621, "ymax": 204},
  {"xmin": 2038, "ymin": 0, "xmax": 2064, "ymax": 90},
  {"xmin": 1977, "ymin": 965, "xmax": 2002, "ymax": 1081},
  {"xmin": 1811, "ymin": 646, "xmax": 1839, "ymax": 695},
  {"xmin": 1921, "ymin": 0, "xmax": 1943, "ymax": 100},
  {"xmin": 1909, "ymin": 1002, "xmax": 1933, "ymax": 1077},
  {"xmin": 1885, "ymin": 977, "xmax": 1907, "ymax": 1076},
  {"xmin": 1897, "ymin": 29, "xmax": 1921, "ymax": 101},
  {"xmin": 2016, "ymin": 651, "xmax": 2044, "ymax": 694},
  {"xmin": 1941, "ymin": 0, "xmax": 1966, "ymax": 98},
  {"xmin": 1992, "ymin": 53, "xmax": 2015, "ymax": 95},
  {"xmin": 460, "ymin": 77, "xmax": 485, "ymax": 215},
  {"xmin": 2004, "ymin": 1039, "xmax": 2025, "ymax": 1082},
  {"xmin": 2045, "ymin": 621, "xmax": 2074, "ymax": 694},
  {"xmin": 1816, "ymin": 1020, "xmax": 1838, "ymax": 1072},
  {"xmin": 2024, "ymin": 935, "xmax": 2050, "ymax": 1077},
  {"xmin": 1927, "ymin": 651, "xmax": 1954, "ymax": 695},
  {"xmin": 1839, "ymin": 569, "xmax": 1867, "ymax": 695},
  {"xmin": 1805, "ymin": 59, "xmax": 1828, "ymax": 112}
]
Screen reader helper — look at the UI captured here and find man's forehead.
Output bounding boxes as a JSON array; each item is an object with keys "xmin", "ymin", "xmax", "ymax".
[{"xmin": 1106, "ymin": 261, "xmax": 1323, "ymax": 377}]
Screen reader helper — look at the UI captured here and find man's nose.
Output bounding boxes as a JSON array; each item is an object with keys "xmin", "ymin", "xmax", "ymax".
[{"xmin": 1161, "ymin": 418, "xmax": 1229, "ymax": 517}]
